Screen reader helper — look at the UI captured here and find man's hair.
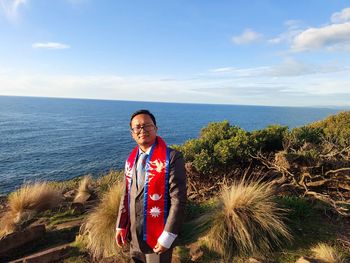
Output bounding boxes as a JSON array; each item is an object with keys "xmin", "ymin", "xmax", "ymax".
[{"xmin": 130, "ymin": 109, "xmax": 157, "ymax": 127}]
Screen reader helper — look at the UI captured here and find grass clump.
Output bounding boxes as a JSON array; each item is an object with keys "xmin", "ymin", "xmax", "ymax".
[
  {"xmin": 79, "ymin": 182, "xmax": 127, "ymax": 260},
  {"xmin": 0, "ymin": 182, "xmax": 62, "ymax": 237},
  {"xmin": 73, "ymin": 175, "xmax": 93, "ymax": 203},
  {"xmin": 311, "ymin": 243, "xmax": 346, "ymax": 263},
  {"xmin": 204, "ymin": 179, "xmax": 292, "ymax": 261}
]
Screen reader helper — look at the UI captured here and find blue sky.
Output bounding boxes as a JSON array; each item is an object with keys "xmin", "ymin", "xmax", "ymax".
[{"xmin": 1, "ymin": 0, "xmax": 350, "ymax": 107}]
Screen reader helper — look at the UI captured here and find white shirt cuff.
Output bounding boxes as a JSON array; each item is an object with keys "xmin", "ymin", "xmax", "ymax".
[{"xmin": 157, "ymin": 231, "xmax": 177, "ymax": 249}]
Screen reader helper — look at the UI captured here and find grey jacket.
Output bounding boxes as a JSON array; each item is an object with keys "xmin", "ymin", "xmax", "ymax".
[{"xmin": 116, "ymin": 148, "xmax": 187, "ymax": 255}]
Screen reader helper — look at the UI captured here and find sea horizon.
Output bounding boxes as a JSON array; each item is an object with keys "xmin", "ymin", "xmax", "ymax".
[{"xmin": 1, "ymin": 94, "xmax": 349, "ymax": 110}]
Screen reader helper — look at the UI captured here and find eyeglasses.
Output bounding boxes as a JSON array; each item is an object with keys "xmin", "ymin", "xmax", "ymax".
[{"xmin": 130, "ymin": 123, "xmax": 155, "ymax": 134}]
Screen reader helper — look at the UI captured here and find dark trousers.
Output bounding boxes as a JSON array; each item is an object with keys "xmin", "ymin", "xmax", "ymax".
[{"xmin": 131, "ymin": 248, "xmax": 173, "ymax": 263}]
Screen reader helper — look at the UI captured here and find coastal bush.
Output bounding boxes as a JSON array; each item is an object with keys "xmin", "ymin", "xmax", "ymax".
[
  {"xmin": 192, "ymin": 148, "xmax": 216, "ymax": 175},
  {"xmin": 288, "ymin": 126, "xmax": 324, "ymax": 149},
  {"xmin": 79, "ymin": 182, "xmax": 127, "ymax": 260},
  {"xmin": 311, "ymin": 243, "xmax": 345, "ymax": 263},
  {"xmin": 204, "ymin": 179, "xmax": 292, "ymax": 260},
  {"xmin": 310, "ymin": 111, "xmax": 350, "ymax": 147},
  {"xmin": 250, "ymin": 125, "xmax": 288, "ymax": 153},
  {"xmin": 213, "ymin": 129, "xmax": 251, "ymax": 165},
  {"xmin": 177, "ymin": 122, "xmax": 289, "ymax": 174},
  {"xmin": 0, "ymin": 182, "xmax": 62, "ymax": 236}
]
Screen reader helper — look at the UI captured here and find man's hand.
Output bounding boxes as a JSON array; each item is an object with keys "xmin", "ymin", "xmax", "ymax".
[
  {"xmin": 115, "ymin": 229, "xmax": 126, "ymax": 248},
  {"xmin": 153, "ymin": 242, "xmax": 168, "ymax": 254}
]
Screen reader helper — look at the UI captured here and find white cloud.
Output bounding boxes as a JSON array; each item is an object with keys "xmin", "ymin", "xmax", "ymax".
[
  {"xmin": 32, "ymin": 42, "xmax": 71, "ymax": 50},
  {"xmin": 331, "ymin": 7, "xmax": 350, "ymax": 23},
  {"xmin": 209, "ymin": 67, "xmax": 236, "ymax": 73},
  {"xmin": 0, "ymin": 0, "xmax": 26, "ymax": 23},
  {"xmin": 266, "ymin": 58, "xmax": 345, "ymax": 77},
  {"xmin": 269, "ymin": 20, "xmax": 303, "ymax": 45},
  {"xmin": 231, "ymin": 29, "xmax": 262, "ymax": 44},
  {"xmin": 291, "ymin": 22, "xmax": 350, "ymax": 52},
  {"xmin": 210, "ymin": 59, "xmax": 345, "ymax": 78}
]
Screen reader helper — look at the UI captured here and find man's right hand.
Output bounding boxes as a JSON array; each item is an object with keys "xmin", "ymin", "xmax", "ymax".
[{"xmin": 115, "ymin": 229, "xmax": 126, "ymax": 248}]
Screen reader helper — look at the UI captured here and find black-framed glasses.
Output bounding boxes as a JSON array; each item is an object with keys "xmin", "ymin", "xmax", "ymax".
[{"xmin": 130, "ymin": 123, "xmax": 155, "ymax": 134}]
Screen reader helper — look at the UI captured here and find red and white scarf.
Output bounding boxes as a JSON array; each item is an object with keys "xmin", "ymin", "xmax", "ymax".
[{"xmin": 124, "ymin": 136, "xmax": 170, "ymax": 248}]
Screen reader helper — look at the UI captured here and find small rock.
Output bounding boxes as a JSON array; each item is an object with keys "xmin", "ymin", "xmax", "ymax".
[
  {"xmin": 0, "ymin": 225, "xmax": 46, "ymax": 257},
  {"xmin": 63, "ymin": 189, "xmax": 77, "ymax": 200},
  {"xmin": 55, "ymin": 219, "xmax": 83, "ymax": 230},
  {"xmin": 9, "ymin": 243, "xmax": 72, "ymax": 263}
]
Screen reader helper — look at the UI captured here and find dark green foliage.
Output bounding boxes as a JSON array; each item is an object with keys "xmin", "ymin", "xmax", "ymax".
[
  {"xmin": 288, "ymin": 126, "xmax": 324, "ymax": 149},
  {"xmin": 174, "ymin": 121, "xmax": 288, "ymax": 175},
  {"xmin": 276, "ymin": 196, "xmax": 313, "ymax": 222},
  {"xmin": 250, "ymin": 125, "xmax": 288, "ymax": 153},
  {"xmin": 173, "ymin": 111, "xmax": 349, "ymax": 175}
]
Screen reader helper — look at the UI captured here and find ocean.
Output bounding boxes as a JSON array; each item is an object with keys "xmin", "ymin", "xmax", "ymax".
[{"xmin": 0, "ymin": 96, "xmax": 343, "ymax": 195}]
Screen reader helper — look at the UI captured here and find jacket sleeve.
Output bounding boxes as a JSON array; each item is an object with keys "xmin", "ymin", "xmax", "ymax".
[
  {"xmin": 163, "ymin": 149, "xmax": 187, "ymax": 234},
  {"xmin": 116, "ymin": 175, "xmax": 130, "ymax": 229}
]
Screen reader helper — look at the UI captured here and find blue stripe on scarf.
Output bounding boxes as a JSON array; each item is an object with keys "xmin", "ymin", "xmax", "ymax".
[
  {"xmin": 164, "ymin": 147, "xmax": 170, "ymax": 223},
  {"xmin": 142, "ymin": 140, "xmax": 157, "ymax": 241}
]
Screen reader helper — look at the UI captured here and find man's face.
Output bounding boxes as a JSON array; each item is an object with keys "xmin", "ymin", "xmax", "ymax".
[{"xmin": 130, "ymin": 114, "xmax": 157, "ymax": 148}]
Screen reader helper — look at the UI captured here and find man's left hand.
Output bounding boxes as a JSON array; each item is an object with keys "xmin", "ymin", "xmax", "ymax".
[{"xmin": 153, "ymin": 242, "xmax": 168, "ymax": 254}]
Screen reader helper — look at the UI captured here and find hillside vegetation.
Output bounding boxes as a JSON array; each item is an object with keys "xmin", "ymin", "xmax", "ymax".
[
  {"xmin": 174, "ymin": 111, "xmax": 350, "ymax": 216},
  {"xmin": 0, "ymin": 111, "xmax": 349, "ymax": 262}
]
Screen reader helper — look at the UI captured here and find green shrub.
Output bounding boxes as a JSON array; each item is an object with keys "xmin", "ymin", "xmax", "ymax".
[
  {"xmin": 174, "ymin": 138, "xmax": 204, "ymax": 162},
  {"xmin": 193, "ymin": 148, "xmax": 216, "ymax": 175},
  {"xmin": 288, "ymin": 126, "xmax": 324, "ymax": 149},
  {"xmin": 199, "ymin": 121, "xmax": 236, "ymax": 143},
  {"xmin": 250, "ymin": 125, "xmax": 288, "ymax": 153},
  {"xmin": 310, "ymin": 111, "xmax": 350, "ymax": 147},
  {"xmin": 214, "ymin": 128, "xmax": 251, "ymax": 165}
]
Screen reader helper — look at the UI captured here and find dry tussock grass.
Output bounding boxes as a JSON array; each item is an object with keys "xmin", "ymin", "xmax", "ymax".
[
  {"xmin": 311, "ymin": 243, "xmax": 345, "ymax": 263},
  {"xmin": 204, "ymin": 178, "xmax": 292, "ymax": 260},
  {"xmin": 0, "ymin": 182, "xmax": 61, "ymax": 237},
  {"xmin": 80, "ymin": 182, "xmax": 127, "ymax": 260},
  {"xmin": 74, "ymin": 175, "xmax": 93, "ymax": 202}
]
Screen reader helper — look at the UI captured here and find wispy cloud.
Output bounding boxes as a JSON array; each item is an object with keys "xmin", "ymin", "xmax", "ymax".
[
  {"xmin": 331, "ymin": 7, "xmax": 350, "ymax": 23},
  {"xmin": 32, "ymin": 42, "xmax": 71, "ymax": 50},
  {"xmin": 209, "ymin": 67, "xmax": 237, "ymax": 73},
  {"xmin": 291, "ymin": 22, "xmax": 350, "ymax": 52},
  {"xmin": 231, "ymin": 29, "xmax": 262, "ymax": 44},
  {"xmin": 268, "ymin": 20, "xmax": 303, "ymax": 45},
  {"xmin": 0, "ymin": 0, "xmax": 27, "ymax": 23},
  {"xmin": 210, "ymin": 58, "xmax": 345, "ymax": 78}
]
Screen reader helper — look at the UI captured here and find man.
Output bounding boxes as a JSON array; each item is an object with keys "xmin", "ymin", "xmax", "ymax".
[{"xmin": 115, "ymin": 109, "xmax": 187, "ymax": 263}]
